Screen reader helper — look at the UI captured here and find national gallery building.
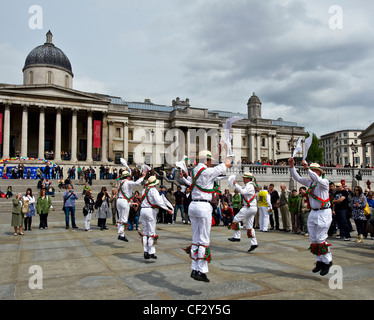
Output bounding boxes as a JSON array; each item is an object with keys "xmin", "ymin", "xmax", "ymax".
[{"xmin": 0, "ymin": 31, "xmax": 305, "ymax": 167}]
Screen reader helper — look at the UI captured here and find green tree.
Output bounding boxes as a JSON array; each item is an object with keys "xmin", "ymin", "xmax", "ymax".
[{"xmin": 305, "ymin": 132, "xmax": 324, "ymax": 163}]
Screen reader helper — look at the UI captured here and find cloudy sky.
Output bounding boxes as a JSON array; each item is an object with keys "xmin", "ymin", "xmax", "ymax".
[{"xmin": 0, "ymin": 0, "xmax": 373, "ymax": 137}]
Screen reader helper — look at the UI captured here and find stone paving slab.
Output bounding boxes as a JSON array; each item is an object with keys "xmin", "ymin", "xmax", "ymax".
[{"xmin": 0, "ymin": 212, "xmax": 374, "ymax": 301}]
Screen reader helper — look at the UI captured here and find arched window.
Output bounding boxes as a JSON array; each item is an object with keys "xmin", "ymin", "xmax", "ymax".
[
  {"xmin": 29, "ymin": 71, "xmax": 33, "ymax": 84},
  {"xmin": 47, "ymin": 71, "xmax": 52, "ymax": 84}
]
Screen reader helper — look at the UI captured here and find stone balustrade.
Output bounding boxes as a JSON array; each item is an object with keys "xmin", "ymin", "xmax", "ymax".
[{"xmin": 222, "ymin": 165, "xmax": 373, "ymax": 190}]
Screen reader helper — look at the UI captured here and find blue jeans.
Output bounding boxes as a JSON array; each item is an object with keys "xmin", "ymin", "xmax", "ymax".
[
  {"xmin": 174, "ymin": 204, "xmax": 185, "ymax": 222},
  {"xmin": 64, "ymin": 206, "xmax": 77, "ymax": 228},
  {"xmin": 128, "ymin": 216, "xmax": 139, "ymax": 230},
  {"xmin": 335, "ymin": 209, "xmax": 350, "ymax": 238}
]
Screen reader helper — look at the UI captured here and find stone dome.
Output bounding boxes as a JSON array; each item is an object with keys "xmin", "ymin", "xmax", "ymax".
[
  {"xmin": 23, "ymin": 31, "xmax": 73, "ymax": 76},
  {"xmin": 248, "ymin": 92, "xmax": 261, "ymax": 105}
]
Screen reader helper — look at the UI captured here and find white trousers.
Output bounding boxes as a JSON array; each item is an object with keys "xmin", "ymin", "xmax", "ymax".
[
  {"xmin": 232, "ymin": 206, "xmax": 258, "ymax": 246},
  {"xmin": 308, "ymin": 208, "xmax": 332, "ymax": 263},
  {"xmin": 84, "ymin": 213, "xmax": 92, "ymax": 230},
  {"xmin": 117, "ymin": 198, "xmax": 130, "ymax": 236},
  {"xmin": 188, "ymin": 201, "xmax": 212, "ymax": 274},
  {"xmin": 258, "ymin": 206, "xmax": 270, "ymax": 231},
  {"xmin": 140, "ymin": 207, "xmax": 157, "ymax": 254}
]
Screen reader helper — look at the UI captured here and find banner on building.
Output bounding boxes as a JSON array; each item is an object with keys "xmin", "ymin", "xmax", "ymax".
[
  {"xmin": 93, "ymin": 120, "xmax": 101, "ymax": 148},
  {"xmin": 0, "ymin": 113, "xmax": 3, "ymax": 144}
]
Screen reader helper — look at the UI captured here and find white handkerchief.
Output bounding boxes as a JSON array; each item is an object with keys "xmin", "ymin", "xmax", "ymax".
[
  {"xmin": 303, "ymin": 134, "xmax": 313, "ymax": 161},
  {"xmin": 228, "ymin": 175, "xmax": 236, "ymax": 187},
  {"xmin": 221, "ymin": 116, "xmax": 244, "ymax": 157},
  {"xmin": 292, "ymin": 138, "xmax": 302, "ymax": 158},
  {"xmin": 142, "ymin": 164, "xmax": 151, "ymax": 173}
]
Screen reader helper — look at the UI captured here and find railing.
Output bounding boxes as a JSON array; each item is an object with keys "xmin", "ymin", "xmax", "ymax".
[{"xmin": 227, "ymin": 164, "xmax": 373, "ymax": 181}]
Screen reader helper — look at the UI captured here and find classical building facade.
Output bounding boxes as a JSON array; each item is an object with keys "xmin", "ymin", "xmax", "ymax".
[
  {"xmin": 0, "ymin": 31, "xmax": 306, "ymax": 167},
  {"xmin": 320, "ymin": 129, "xmax": 372, "ymax": 167}
]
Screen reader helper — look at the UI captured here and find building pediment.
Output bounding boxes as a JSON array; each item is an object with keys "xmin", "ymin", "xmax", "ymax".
[
  {"xmin": 0, "ymin": 84, "xmax": 110, "ymax": 107},
  {"xmin": 359, "ymin": 122, "xmax": 374, "ymax": 143}
]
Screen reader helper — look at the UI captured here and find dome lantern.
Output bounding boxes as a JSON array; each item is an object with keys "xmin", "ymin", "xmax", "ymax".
[{"xmin": 23, "ymin": 31, "xmax": 73, "ymax": 88}]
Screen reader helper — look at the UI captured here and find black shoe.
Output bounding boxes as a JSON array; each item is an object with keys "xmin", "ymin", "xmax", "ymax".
[
  {"xmin": 118, "ymin": 235, "xmax": 129, "ymax": 242},
  {"xmin": 118, "ymin": 236, "xmax": 129, "ymax": 242},
  {"xmin": 65, "ymin": 226, "xmax": 69, "ymax": 229},
  {"xmin": 149, "ymin": 254, "xmax": 157, "ymax": 259},
  {"xmin": 194, "ymin": 271, "xmax": 210, "ymax": 283},
  {"xmin": 228, "ymin": 238, "xmax": 240, "ymax": 242},
  {"xmin": 73, "ymin": 226, "xmax": 78, "ymax": 229},
  {"xmin": 190, "ymin": 270, "xmax": 197, "ymax": 279},
  {"xmin": 144, "ymin": 252, "xmax": 150, "ymax": 259},
  {"xmin": 320, "ymin": 261, "xmax": 333, "ymax": 276},
  {"xmin": 312, "ymin": 261, "xmax": 324, "ymax": 273},
  {"xmin": 248, "ymin": 245, "xmax": 258, "ymax": 252}
]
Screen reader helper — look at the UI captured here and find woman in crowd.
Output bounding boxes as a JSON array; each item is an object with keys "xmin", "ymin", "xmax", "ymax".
[
  {"xmin": 232, "ymin": 189, "xmax": 242, "ymax": 216},
  {"xmin": 349, "ymin": 186, "xmax": 367, "ymax": 243},
  {"xmin": 221, "ymin": 202, "xmax": 234, "ymax": 226},
  {"xmin": 95, "ymin": 187, "xmax": 112, "ymax": 230},
  {"xmin": 128, "ymin": 190, "xmax": 141, "ymax": 230},
  {"xmin": 83, "ymin": 190, "xmax": 95, "ymax": 231},
  {"xmin": 23, "ymin": 188, "xmax": 36, "ymax": 231},
  {"xmin": 365, "ymin": 191, "xmax": 374, "ymax": 240},
  {"xmin": 109, "ymin": 188, "xmax": 118, "ymax": 225},
  {"xmin": 165, "ymin": 188, "xmax": 175, "ymax": 224},
  {"xmin": 11, "ymin": 193, "xmax": 23, "ymax": 236},
  {"xmin": 36, "ymin": 187, "xmax": 52, "ymax": 230}
]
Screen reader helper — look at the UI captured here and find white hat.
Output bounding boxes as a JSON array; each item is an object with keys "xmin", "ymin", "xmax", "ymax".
[
  {"xmin": 198, "ymin": 150, "xmax": 215, "ymax": 161},
  {"xmin": 242, "ymin": 172, "xmax": 254, "ymax": 179},
  {"xmin": 145, "ymin": 176, "xmax": 159, "ymax": 186},
  {"xmin": 310, "ymin": 163, "xmax": 325, "ymax": 175},
  {"xmin": 119, "ymin": 171, "xmax": 131, "ymax": 179}
]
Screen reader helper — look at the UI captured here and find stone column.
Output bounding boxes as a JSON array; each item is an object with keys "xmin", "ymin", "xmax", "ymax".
[
  {"xmin": 361, "ymin": 143, "xmax": 367, "ymax": 167},
  {"xmin": 256, "ymin": 133, "xmax": 261, "ymax": 161},
  {"xmin": 273, "ymin": 135, "xmax": 277, "ymax": 160},
  {"xmin": 21, "ymin": 105, "xmax": 28, "ymax": 158},
  {"xmin": 71, "ymin": 108, "xmax": 78, "ymax": 162},
  {"xmin": 54, "ymin": 107, "xmax": 62, "ymax": 162},
  {"xmin": 249, "ymin": 133, "xmax": 255, "ymax": 163},
  {"xmin": 38, "ymin": 106, "xmax": 45, "ymax": 159},
  {"xmin": 108, "ymin": 121, "xmax": 114, "ymax": 161},
  {"xmin": 3, "ymin": 104, "xmax": 10, "ymax": 159},
  {"xmin": 268, "ymin": 134, "xmax": 272, "ymax": 160},
  {"xmin": 123, "ymin": 121, "xmax": 128, "ymax": 160},
  {"xmin": 186, "ymin": 128, "xmax": 191, "ymax": 164},
  {"xmin": 101, "ymin": 112, "xmax": 108, "ymax": 163},
  {"xmin": 86, "ymin": 111, "xmax": 93, "ymax": 162}
]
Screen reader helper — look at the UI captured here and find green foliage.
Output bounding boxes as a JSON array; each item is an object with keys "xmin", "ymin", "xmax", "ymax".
[{"xmin": 306, "ymin": 132, "xmax": 324, "ymax": 163}]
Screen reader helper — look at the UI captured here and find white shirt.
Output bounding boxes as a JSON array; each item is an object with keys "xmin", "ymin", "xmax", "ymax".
[
  {"xmin": 290, "ymin": 167, "xmax": 330, "ymax": 210},
  {"xmin": 22, "ymin": 195, "xmax": 36, "ymax": 205},
  {"xmin": 141, "ymin": 186, "xmax": 170, "ymax": 210},
  {"xmin": 118, "ymin": 177, "xmax": 144, "ymax": 200},
  {"xmin": 234, "ymin": 181, "xmax": 257, "ymax": 207},
  {"xmin": 183, "ymin": 163, "xmax": 227, "ymax": 201}
]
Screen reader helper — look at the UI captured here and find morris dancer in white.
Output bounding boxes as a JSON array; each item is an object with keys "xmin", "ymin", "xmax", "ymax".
[
  {"xmin": 288, "ymin": 158, "xmax": 333, "ymax": 276},
  {"xmin": 181, "ymin": 149, "xmax": 231, "ymax": 283},
  {"xmin": 228, "ymin": 172, "xmax": 259, "ymax": 252},
  {"xmin": 139, "ymin": 176, "xmax": 173, "ymax": 260},
  {"xmin": 117, "ymin": 170, "xmax": 145, "ymax": 242}
]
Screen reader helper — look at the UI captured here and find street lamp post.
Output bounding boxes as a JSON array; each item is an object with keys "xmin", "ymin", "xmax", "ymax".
[{"xmin": 350, "ymin": 142, "xmax": 358, "ymax": 167}]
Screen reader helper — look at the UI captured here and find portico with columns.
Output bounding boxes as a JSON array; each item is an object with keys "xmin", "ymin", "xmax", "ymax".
[
  {"xmin": 0, "ymin": 87, "xmax": 111, "ymax": 164},
  {"xmin": 0, "ymin": 31, "xmax": 306, "ymax": 169}
]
